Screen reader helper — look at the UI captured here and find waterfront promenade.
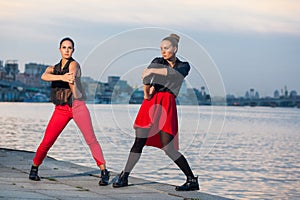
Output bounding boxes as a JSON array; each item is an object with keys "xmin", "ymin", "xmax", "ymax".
[{"xmin": 0, "ymin": 148, "xmax": 229, "ymax": 200}]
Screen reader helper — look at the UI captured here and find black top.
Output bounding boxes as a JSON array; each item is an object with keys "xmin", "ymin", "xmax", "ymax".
[
  {"xmin": 143, "ymin": 57, "xmax": 190, "ymax": 97},
  {"xmin": 51, "ymin": 58, "xmax": 74, "ymax": 89},
  {"xmin": 50, "ymin": 58, "xmax": 74, "ymax": 106}
]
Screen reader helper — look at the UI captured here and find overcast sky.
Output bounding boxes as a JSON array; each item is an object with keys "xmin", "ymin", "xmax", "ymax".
[{"xmin": 0, "ymin": 0, "xmax": 299, "ymax": 97}]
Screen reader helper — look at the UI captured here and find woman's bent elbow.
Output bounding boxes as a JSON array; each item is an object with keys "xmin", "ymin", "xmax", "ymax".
[
  {"xmin": 41, "ymin": 74, "xmax": 50, "ymax": 81},
  {"xmin": 41, "ymin": 75, "xmax": 46, "ymax": 81}
]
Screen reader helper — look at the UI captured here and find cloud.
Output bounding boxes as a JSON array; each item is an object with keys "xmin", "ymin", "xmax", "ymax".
[
  {"xmin": 0, "ymin": 1, "xmax": 299, "ymax": 96},
  {"xmin": 1, "ymin": 0, "xmax": 300, "ymax": 36}
]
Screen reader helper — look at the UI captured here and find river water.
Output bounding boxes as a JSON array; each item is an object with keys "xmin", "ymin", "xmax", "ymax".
[{"xmin": 0, "ymin": 102, "xmax": 299, "ymax": 199}]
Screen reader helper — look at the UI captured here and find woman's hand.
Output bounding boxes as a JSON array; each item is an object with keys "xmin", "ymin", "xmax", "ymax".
[
  {"xmin": 144, "ymin": 93, "xmax": 151, "ymax": 100},
  {"xmin": 144, "ymin": 86, "xmax": 155, "ymax": 100},
  {"xmin": 61, "ymin": 72, "xmax": 74, "ymax": 83}
]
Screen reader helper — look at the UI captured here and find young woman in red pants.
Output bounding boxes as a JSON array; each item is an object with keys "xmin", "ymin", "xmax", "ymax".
[
  {"xmin": 29, "ymin": 37, "xmax": 110, "ymax": 186},
  {"xmin": 113, "ymin": 34, "xmax": 199, "ymax": 191}
]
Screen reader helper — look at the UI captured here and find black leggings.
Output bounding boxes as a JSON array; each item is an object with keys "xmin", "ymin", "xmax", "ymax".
[
  {"xmin": 124, "ymin": 128, "xmax": 194, "ymax": 178},
  {"xmin": 130, "ymin": 128, "xmax": 182, "ymax": 161}
]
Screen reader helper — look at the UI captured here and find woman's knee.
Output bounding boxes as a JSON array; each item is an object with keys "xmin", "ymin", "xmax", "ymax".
[
  {"xmin": 130, "ymin": 137, "xmax": 147, "ymax": 153},
  {"xmin": 130, "ymin": 128, "xmax": 148, "ymax": 153}
]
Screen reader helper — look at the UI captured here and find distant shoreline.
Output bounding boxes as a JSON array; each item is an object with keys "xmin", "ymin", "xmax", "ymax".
[{"xmin": 0, "ymin": 100, "xmax": 299, "ymax": 109}]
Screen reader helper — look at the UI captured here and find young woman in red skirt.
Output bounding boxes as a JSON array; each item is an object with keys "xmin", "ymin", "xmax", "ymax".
[{"xmin": 113, "ymin": 34, "xmax": 199, "ymax": 191}]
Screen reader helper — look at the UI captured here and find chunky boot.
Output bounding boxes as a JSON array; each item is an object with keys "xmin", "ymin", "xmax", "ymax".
[
  {"xmin": 99, "ymin": 169, "xmax": 110, "ymax": 186},
  {"xmin": 113, "ymin": 171, "xmax": 129, "ymax": 188},
  {"xmin": 175, "ymin": 176, "xmax": 199, "ymax": 191},
  {"xmin": 29, "ymin": 165, "xmax": 41, "ymax": 181}
]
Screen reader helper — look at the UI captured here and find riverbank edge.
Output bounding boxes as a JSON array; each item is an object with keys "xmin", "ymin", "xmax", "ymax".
[{"xmin": 0, "ymin": 147, "xmax": 231, "ymax": 200}]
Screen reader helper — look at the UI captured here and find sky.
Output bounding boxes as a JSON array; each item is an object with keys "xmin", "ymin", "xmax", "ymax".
[{"xmin": 0, "ymin": 0, "xmax": 299, "ymax": 97}]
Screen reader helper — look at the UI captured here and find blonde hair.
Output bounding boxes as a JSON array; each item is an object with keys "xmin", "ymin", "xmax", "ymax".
[{"xmin": 162, "ymin": 33, "xmax": 180, "ymax": 48}]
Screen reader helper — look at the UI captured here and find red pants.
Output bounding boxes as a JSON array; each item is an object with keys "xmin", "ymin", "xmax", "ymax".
[{"xmin": 33, "ymin": 100, "xmax": 105, "ymax": 166}]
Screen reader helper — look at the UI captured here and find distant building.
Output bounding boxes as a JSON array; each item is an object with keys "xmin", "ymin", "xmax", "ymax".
[
  {"xmin": 89, "ymin": 76, "xmax": 133, "ymax": 104},
  {"xmin": 25, "ymin": 62, "xmax": 48, "ymax": 75},
  {"xmin": 176, "ymin": 83, "xmax": 211, "ymax": 105},
  {"xmin": 129, "ymin": 89, "xmax": 144, "ymax": 104},
  {"xmin": 255, "ymin": 91, "xmax": 260, "ymax": 99},
  {"xmin": 177, "ymin": 80, "xmax": 195, "ymax": 105},
  {"xmin": 290, "ymin": 90, "xmax": 297, "ymax": 98},
  {"xmin": 284, "ymin": 86, "xmax": 288, "ymax": 97},
  {"xmin": 245, "ymin": 88, "xmax": 259, "ymax": 99},
  {"xmin": 0, "ymin": 60, "xmax": 5, "ymax": 80},
  {"xmin": 16, "ymin": 63, "xmax": 50, "ymax": 88},
  {"xmin": 274, "ymin": 90, "xmax": 280, "ymax": 98},
  {"xmin": 250, "ymin": 88, "xmax": 255, "ymax": 98},
  {"xmin": 200, "ymin": 86, "xmax": 206, "ymax": 97},
  {"xmin": 3, "ymin": 60, "xmax": 19, "ymax": 81},
  {"xmin": 108, "ymin": 76, "xmax": 120, "ymax": 88},
  {"xmin": 81, "ymin": 76, "xmax": 99, "ymax": 101},
  {"xmin": 111, "ymin": 78, "xmax": 133, "ymax": 104},
  {"xmin": 245, "ymin": 91, "xmax": 250, "ymax": 99}
]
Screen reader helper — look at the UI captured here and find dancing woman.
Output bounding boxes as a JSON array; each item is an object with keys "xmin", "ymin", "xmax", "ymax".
[
  {"xmin": 113, "ymin": 34, "xmax": 199, "ymax": 191},
  {"xmin": 29, "ymin": 37, "xmax": 110, "ymax": 186}
]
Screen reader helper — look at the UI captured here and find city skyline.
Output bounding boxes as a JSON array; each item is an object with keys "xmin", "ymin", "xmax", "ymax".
[
  {"xmin": 0, "ymin": 1, "xmax": 299, "ymax": 97},
  {"xmin": 0, "ymin": 58, "xmax": 298, "ymax": 99}
]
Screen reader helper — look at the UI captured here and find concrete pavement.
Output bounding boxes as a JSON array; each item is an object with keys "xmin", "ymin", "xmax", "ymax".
[{"xmin": 0, "ymin": 148, "xmax": 230, "ymax": 200}]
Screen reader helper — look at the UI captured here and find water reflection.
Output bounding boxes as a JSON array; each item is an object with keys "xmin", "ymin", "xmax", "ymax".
[{"xmin": 0, "ymin": 102, "xmax": 299, "ymax": 199}]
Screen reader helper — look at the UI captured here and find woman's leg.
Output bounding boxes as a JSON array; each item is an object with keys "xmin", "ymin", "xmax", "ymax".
[
  {"xmin": 72, "ymin": 101, "xmax": 106, "ymax": 167},
  {"xmin": 160, "ymin": 131, "xmax": 194, "ymax": 177},
  {"xmin": 113, "ymin": 128, "xmax": 148, "ymax": 188},
  {"xmin": 33, "ymin": 106, "xmax": 71, "ymax": 166},
  {"xmin": 72, "ymin": 101, "xmax": 109, "ymax": 186},
  {"xmin": 30, "ymin": 106, "xmax": 71, "ymax": 181},
  {"xmin": 124, "ymin": 128, "xmax": 148, "ymax": 173},
  {"xmin": 160, "ymin": 131, "xmax": 199, "ymax": 191}
]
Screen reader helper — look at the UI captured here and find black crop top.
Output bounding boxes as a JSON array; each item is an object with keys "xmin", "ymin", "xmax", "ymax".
[{"xmin": 143, "ymin": 57, "xmax": 190, "ymax": 97}]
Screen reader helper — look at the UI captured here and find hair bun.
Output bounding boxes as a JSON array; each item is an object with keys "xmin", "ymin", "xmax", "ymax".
[{"xmin": 169, "ymin": 33, "xmax": 180, "ymax": 43}]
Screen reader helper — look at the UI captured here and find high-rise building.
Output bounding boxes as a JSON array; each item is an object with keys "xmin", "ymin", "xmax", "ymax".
[
  {"xmin": 24, "ymin": 63, "xmax": 48, "ymax": 76},
  {"xmin": 0, "ymin": 60, "xmax": 4, "ymax": 80},
  {"xmin": 4, "ymin": 60, "xmax": 19, "ymax": 81}
]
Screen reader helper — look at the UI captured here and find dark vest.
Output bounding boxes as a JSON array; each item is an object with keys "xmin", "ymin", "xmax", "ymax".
[{"xmin": 50, "ymin": 58, "xmax": 74, "ymax": 106}]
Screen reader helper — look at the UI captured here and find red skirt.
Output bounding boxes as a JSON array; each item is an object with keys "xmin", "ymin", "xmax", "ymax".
[{"xmin": 134, "ymin": 91, "xmax": 179, "ymax": 150}]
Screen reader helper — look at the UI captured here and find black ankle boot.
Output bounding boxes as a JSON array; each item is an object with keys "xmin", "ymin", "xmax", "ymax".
[
  {"xmin": 113, "ymin": 171, "xmax": 129, "ymax": 188},
  {"xmin": 99, "ymin": 169, "xmax": 110, "ymax": 186},
  {"xmin": 175, "ymin": 176, "xmax": 199, "ymax": 191},
  {"xmin": 29, "ymin": 165, "xmax": 41, "ymax": 181}
]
